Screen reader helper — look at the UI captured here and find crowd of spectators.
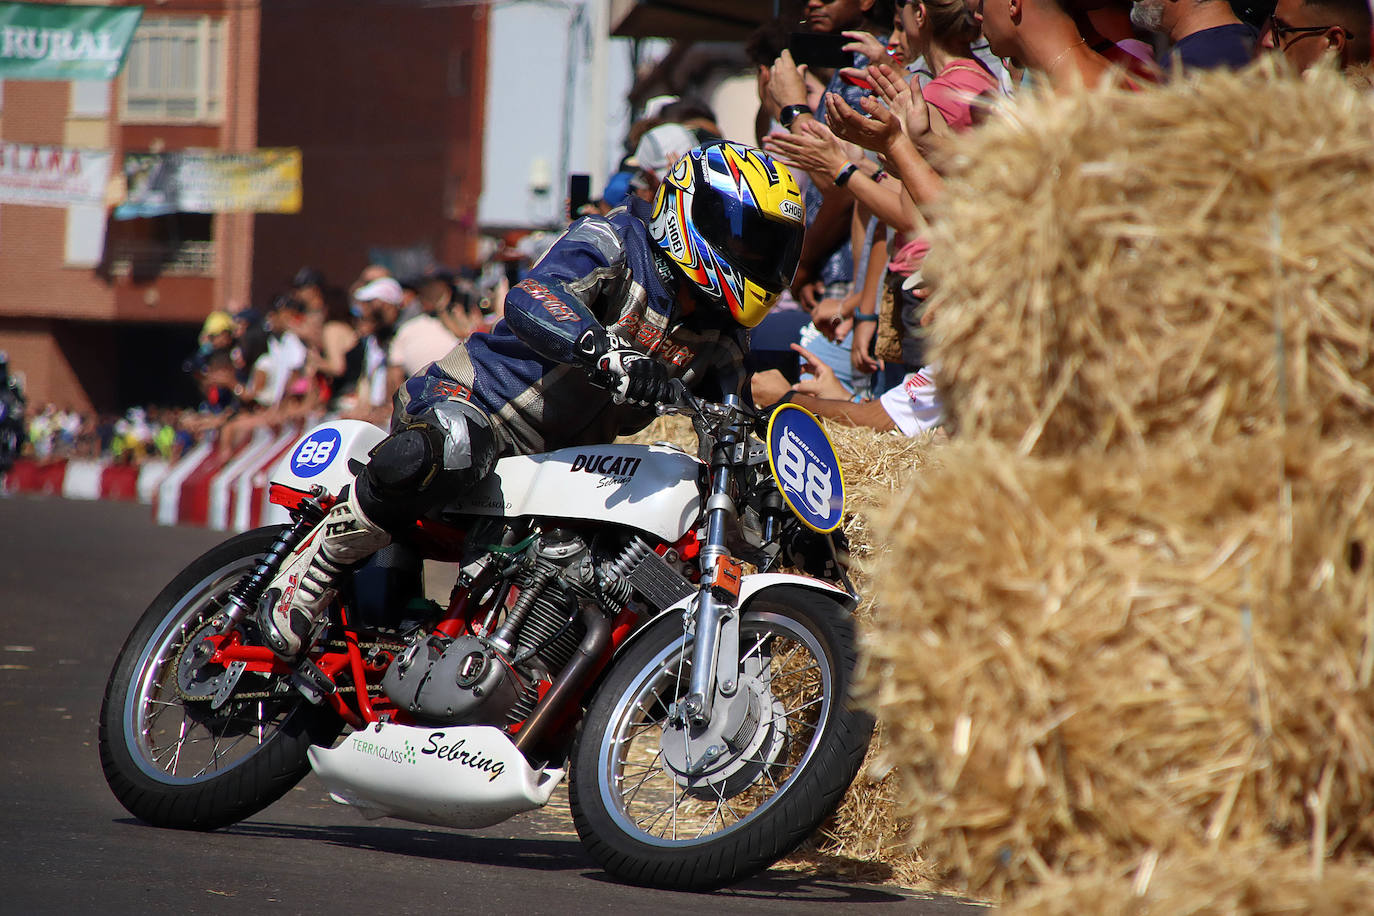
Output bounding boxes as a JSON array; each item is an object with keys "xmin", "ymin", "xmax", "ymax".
[
  {"xmin": 24, "ymin": 405, "xmax": 188, "ymax": 463},
  {"xmin": 179, "ymin": 264, "xmax": 510, "ymax": 457},
  {"xmin": 16, "ymin": 263, "xmax": 511, "ymax": 466},
  {"xmin": 737, "ymin": 0, "xmax": 1372, "ymax": 434},
  {"xmin": 13, "ymin": 0, "xmax": 1372, "ymax": 469}
]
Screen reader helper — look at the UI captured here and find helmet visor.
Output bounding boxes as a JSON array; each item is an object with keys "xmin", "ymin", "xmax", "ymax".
[{"xmin": 692, "ymin": 190, "xmax": 803, "ymax": 293}]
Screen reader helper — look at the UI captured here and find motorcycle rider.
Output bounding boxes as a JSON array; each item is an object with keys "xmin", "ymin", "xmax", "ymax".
[{"xmin": 258, "ymin": 141, "xmax": 806, "ymax": 659}]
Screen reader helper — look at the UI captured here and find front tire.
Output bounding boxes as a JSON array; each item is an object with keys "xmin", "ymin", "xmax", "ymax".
[
  {"xmin": 569, "ymin": 589, "xmax": 873, "ymax": 891},
  {"xmin": 98, "ymin": 527, "xmax": 342, "ymax": 830}
]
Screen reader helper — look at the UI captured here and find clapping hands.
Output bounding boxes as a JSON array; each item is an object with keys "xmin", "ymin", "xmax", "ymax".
[
  {"xmin": 823, "ymin": 64, "xmax": 934, "ymax": 155},
  {"xmin": 762, "ymin": 120, "xmax": 852, "ymax": 183}
]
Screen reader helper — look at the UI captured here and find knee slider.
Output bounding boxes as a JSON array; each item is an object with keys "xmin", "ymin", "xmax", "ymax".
[{"xmin": 363, "ymin": 425, "xmax": 443, "ymax": 498}]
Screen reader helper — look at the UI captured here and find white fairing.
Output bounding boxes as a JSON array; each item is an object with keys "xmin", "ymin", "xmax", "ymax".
[
  {"xmin": 307, "ymin": 722, "xmax": 564, "ymax": 828},
  {"xmin": 269, "ymin": 420, "xmax": 386, "ymax": 496},
  {"xmin": 446, "ymin": 444, "xmax": 702, "ymax": 543}
]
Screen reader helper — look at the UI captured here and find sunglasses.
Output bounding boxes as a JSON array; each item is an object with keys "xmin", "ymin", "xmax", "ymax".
[{"xmin": 1267, "ymin": 13, "xmax": 1351, "ymax": 44}]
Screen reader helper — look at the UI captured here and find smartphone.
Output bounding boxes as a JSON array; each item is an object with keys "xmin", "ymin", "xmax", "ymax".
[
  {"xmin": 788, "ymin": 32, "xmax": 852, "ymax": 69},
  {"xmin": 568, "ymin": 173, "xmax": 592, "ymax": 219}
]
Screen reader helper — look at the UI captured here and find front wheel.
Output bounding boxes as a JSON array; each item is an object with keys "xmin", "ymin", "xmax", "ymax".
[
  {"xmin": 569, "ymin": 589, "xmax": 874, "ymax": 891},
  {"xmin": 98, "ymin": 527, "xmax": 342, "ymax": 831}
]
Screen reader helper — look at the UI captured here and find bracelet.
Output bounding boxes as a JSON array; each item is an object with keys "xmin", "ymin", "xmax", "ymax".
[
  {"xmin": 853, "ymin": 311, "xmax": 879, "ymax": 323},
  {"xmin": 833, "ymin": 163, "xmax": 858, "ymax": 187}
]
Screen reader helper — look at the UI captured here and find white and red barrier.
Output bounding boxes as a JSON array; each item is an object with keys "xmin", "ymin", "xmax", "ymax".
[
  {"xmin": 4, "ymin": 424, "xmax": 303, "ymax": 532},
  {"xmin": 3, "ymin": 457, "xmax": 159, "ymax": 502}
]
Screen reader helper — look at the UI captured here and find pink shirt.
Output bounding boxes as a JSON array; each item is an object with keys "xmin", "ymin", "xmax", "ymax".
[{"xmin": 923, "ymin": 58, "xmax": 1000, "ymax": 132}]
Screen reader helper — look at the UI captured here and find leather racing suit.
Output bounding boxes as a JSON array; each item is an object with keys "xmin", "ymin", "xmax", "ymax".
[{"xmin": 256, "ymin": 197, "xmax": 750, "ymax": 659}]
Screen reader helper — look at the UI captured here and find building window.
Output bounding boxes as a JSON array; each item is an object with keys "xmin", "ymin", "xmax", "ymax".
[
  {"xmin": 70, "ymin": 80, "xmax": 111, "ymax": 118},
  {"xmin": 121, "ymin": 16, "xmax": 225, "ymax": 124},
  {"xmin": 65, "ymin": 205, "xmax": 108, "ymax": 268}
]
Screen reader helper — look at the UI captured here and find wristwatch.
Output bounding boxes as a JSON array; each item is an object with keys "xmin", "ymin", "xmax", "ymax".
[{"xmin": 779, "ymin": 104, "xmax": 812, "ymax": 130}]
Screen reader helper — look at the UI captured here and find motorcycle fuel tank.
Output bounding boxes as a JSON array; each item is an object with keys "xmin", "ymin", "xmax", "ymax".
[
  {"xmin": 308, "ymin": 722, "xmax": 565, "ymax": 828},
  {"xmin": 445, "ymin": 444, "xmax": 702, "ymax": 542}
]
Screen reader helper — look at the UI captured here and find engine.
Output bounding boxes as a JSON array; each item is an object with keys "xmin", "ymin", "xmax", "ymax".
[{"xmin": 381, "ymin": 529, "xmax": 646, "ymax": 727}]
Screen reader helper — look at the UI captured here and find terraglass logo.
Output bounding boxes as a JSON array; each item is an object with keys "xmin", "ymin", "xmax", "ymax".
[
  {"xmin": 290, "ymin": 428, "xmax": 342, "ymax": 478},
  {"xmin": 349, "ymin": 735, "xmax": 418, "ymax": 766}
]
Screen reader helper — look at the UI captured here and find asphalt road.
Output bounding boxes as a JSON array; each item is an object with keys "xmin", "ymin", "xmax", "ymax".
[{"xmin": 0, "ymin": 493, "xmax": 984, "ymax": 915}]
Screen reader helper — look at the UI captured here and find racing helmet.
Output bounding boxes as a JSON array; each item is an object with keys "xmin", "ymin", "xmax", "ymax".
[{"xmin": 648, "ymin": 142, "xmax": 805, "ymax": 329}]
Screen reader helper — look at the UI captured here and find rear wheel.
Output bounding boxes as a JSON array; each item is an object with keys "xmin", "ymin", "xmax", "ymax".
[
  {"xmin": 98, "ymin": 527, "xmax": 342, "ymax": 830},
  {"xmin": 569, "ymin": 589, "xmax": 873, "ymax": 890}
]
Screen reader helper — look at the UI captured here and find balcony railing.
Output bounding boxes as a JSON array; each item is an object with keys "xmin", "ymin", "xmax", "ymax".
[{"xmin": 105, "ymin": 240, "xmax": 216, "ymax": 278}]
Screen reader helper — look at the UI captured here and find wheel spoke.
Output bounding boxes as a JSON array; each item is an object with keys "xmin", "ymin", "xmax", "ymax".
[
  {"xmin": 769, "ymin": 661, "xmax": 822, "ymax": 681},
  {"xmin": 780, "ymin": 694, "xmax": 824, "ymax": 716},
  {"xmin": 740, "ymin": 632, "xmax": 771, "ymax": 663},
  {"xmin": 635, "ymin": 785, "xmax": 683, "ymax": 836},
  {"xmin": 621, "ymin": 760, "xmax": 666, "ymax": 804},
  {"xmin": 167, "ymin": 717, "xmax": 191, "ymax": 776}
]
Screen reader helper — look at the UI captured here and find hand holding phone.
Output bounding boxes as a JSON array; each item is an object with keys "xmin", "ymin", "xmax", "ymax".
[
  {"xmin": 788, "ymin": 32, "xmax": 853, "ymax": 70},
  {"xmin": 567, "ymin": 173, "xmax": 592, "ymax": 220}
]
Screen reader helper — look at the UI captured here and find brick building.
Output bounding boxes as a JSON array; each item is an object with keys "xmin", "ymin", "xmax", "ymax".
[{"xmin": 0, "ymin": 0, "xmax": 487, "ymax": 414}]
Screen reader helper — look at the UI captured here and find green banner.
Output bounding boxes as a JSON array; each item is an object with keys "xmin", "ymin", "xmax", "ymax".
[{"xmin": 0, "ymin": 2, "xmax": 143, "ymax": 81}]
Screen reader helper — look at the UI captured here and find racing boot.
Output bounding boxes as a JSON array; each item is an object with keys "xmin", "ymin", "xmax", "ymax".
[{"xmin": 257, "ymin": 485, "xmax": 391, "ymax": 659}]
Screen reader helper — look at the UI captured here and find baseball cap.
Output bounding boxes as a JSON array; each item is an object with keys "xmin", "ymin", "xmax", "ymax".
[
  {"xmin": 353, "ymin": 277, "xmax": 404, "ymax": 306},
  {"xmin": 631, "ymin": 123, "xmax": 698, "ymax": 176},
  {"xmin": 200, "ymin": 310, "xmax": 235, "ymax": 338},
  {"xmin": 642, "ymin": 95, "xmax": 680, "ymax": 119}
]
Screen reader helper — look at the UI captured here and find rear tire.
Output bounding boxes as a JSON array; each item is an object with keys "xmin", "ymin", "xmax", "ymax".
[
  {"xmin": 98, "ymin": 527, "xmax": 342, "ymax": 830},
  {"xmin": 568, "ymin": 588, "xmax": 873, "ymax": 890}
]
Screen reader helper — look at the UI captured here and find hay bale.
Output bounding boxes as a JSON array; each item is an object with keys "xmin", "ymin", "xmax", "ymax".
[
  {"xmin": 825, "ymin": 424, "xmax": 940, "ymax": 561},
  {"xmin": 923, "ymin": 64, "xmax": 1374, "ymax": 456},
  {"xmin": 1006, "ymin": 842, "xmax": 1374, "ymax": 915},
  {"xmin": 863, "ymin": 434, "xmax": 1374, "ymax": 900}
]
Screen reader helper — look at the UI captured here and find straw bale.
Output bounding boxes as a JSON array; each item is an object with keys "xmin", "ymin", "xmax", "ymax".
[
  {"xmin": 824, "ymin": 424, "xmax": 941, "ymax": 562},
  {"xmin": 862, "ymin": 434, "xmax": 1374, "ymax": 900},
  {"xmin": 1006, "ymin": 842, "xmax": 1374, "ymax": 915},
  {"xmin": 922, "ymin": 64, "xmax": 1374, "ymax": 456}
]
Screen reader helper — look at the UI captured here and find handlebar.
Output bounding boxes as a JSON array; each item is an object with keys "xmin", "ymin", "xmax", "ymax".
[{"xmin": 656, "ymin": 380, "xmax": 771, "ymax": 446}]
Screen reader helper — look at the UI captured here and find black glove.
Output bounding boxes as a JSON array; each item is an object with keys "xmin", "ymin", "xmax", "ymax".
[{"xmin": 576, "ymin": 327, "xmax": 671, "ymax": 407}]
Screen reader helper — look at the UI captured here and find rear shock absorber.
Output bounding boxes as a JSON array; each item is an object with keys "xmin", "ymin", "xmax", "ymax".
[{"xmin": 221, "ymin": 495, "xmax": 329, "ymax": 626}]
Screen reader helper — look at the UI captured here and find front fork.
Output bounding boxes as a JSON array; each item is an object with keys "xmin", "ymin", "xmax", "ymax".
[{"xmin": 681, "ymin": 398, "xmax": 746, "ymax": 728}]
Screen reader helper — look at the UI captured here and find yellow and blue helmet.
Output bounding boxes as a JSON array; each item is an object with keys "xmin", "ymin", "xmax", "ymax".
[{"xmin": 648, "ymin": 141, "xmax": 805, "ymax": 329}]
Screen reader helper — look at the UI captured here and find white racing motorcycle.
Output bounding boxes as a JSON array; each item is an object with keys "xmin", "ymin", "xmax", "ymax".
[{"xmin": 99, "ymin": 384, "xmax": 873, "ymax": 891}]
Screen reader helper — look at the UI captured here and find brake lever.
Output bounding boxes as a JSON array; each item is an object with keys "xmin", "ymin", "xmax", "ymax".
[{"xmin": 655, "ymin": 378, "xmax": 698, "ymax": 417}]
